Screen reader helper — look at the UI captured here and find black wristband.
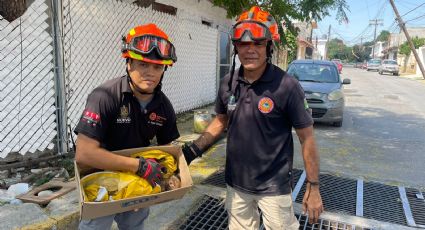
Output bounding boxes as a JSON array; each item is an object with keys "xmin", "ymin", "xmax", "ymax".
[
  {"xmin": 136, "ymin": 157, "xmax": 147, "ymax": 177},
  {"xmin": 307, "ymin": 180, "xmax": 320, "ymax": 186},
  {"xmin": 189, "ymin": 142, "xmax": 203, "ymax": 157}
]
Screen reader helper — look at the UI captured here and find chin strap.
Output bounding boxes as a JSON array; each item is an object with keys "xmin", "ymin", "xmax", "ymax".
[
  {"xmin": 266, "ymin": 41, "xmax": 273, "ymax": 63},
  {"xmin": 126, "ymin": 65, "xmax": 167, "ymax": 95}
]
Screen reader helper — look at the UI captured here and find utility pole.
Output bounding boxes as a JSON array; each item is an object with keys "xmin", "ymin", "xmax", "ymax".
[
  {"xmin": 325, "ymin": 25, "xmax": 331, "ymax": 60},
  {"xmin": 370, "ymin": 19, "xmax": 383, "ymax": 59},
  {"xmin": 389, "ymin": 0, "xmax": 425, "ymax": 80}
]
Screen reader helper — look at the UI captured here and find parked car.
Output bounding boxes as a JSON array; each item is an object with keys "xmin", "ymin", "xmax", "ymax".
[
  {"xmin": 287, "ymin": 60, "xmax": 351, "ymax": 127},
  {"xmin": 379, "ymin": 59, "xmax": 399, "ymax": 76},
  {"xmin": 366, "ymin": 59, "xmax": 381, "ymax": 71},
  {"xmin": 332, "ymin": 59, "xmax": 343, "ymax": 73},
  {"xmin": 354, "ymin": 62, "xmax": 363, "ymax": 68}
]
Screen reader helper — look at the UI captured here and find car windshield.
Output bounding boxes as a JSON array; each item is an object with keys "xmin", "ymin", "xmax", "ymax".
[
  {"xmin": 288, "ymin": 63, "xmax": 339, "ymax": 83},
  {"xmin": 384, "ymin": 60, "xmax": 397, "ymax": 65},
  {"xmin": 369, "ymin": 60, "xmax": 381, "ymax": 64}
]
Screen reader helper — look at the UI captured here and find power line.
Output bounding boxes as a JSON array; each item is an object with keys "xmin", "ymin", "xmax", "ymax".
[
  {"xmin": 400, "ymin": 2, "xmax": 425, "ymax": 17},
  {"xmin": 369, "ymin": 19, "xmax": 383, "ymax": 58},
  {"xmin": 405, "ymin": 14, "xmax": 425, "ymax": 22}
]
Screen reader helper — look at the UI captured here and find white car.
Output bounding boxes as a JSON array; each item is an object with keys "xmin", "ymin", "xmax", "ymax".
[{"xmin": 379, "ymin": 59, "xmax": 399, "ymax": 76}]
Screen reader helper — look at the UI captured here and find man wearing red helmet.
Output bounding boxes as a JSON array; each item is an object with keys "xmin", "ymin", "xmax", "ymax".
[
  {"xmin": 182, "ymin": 6, "xmax": 323, "ymax": 229},
  {"xmin": 75, "ymin": 23, "xmax": 179, "ymax": 230}
]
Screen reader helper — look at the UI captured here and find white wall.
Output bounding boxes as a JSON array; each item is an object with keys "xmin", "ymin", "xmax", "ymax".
[
  {"xmin": 156, "ymin": 0, "xmax": 232, "ymax": 28},
  {"xmin": 316, "ymin": 39, "xmax": 327, "ymax": 60},
  {"xmin": 416, "ymin": 47, "xmax": 425, "ymax": 76}
]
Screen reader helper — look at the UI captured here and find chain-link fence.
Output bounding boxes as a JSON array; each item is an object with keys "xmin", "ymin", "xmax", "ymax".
[
  {"xmin": 1, "ymin": 0, "xmax": 221, "ymax": 158},
  {"xmin": 0, "ymin": 0, "xmax": 57, "ymax": 158}
]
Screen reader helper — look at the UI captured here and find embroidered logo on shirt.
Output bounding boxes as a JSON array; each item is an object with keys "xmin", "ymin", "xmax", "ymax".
[
  {"xmin": 258, "ymin": 97, "xmax": 274, "ymax": 114},
  {"xmin": 116, "ymin": 105, "xmax": 131, "ymax": 124},
  {"xmin": 81, "ymin": 110, "xmax": 100, "ymax": 127},
  {"xmin": 148, "ymin": 112, "xmax": 166, "ymax": 127}
]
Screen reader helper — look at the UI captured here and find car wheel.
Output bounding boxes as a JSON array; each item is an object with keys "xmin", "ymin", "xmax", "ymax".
[
  {"xmin": 394, "ymin": 72, "xmax": 399, "ymax": 76},
  {"xmin": 366, "ymin": 69, "xmax": 369, "ymax": 71},
  {"xmin": 379, "ymin": 71, "xmax": 382, "ymax": 75},
  {"xmin": 333, "ymin": 120, "xmax": 343, "ymax": 127}
]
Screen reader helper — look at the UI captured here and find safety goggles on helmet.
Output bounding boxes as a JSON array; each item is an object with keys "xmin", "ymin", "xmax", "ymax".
[
  {"xmin": 231, "ymin": 21, "xmax": 272, "ymax": 42},
  {"xmin": 122, "ymin": 35, "xmax": 177, "ymax": 63}
]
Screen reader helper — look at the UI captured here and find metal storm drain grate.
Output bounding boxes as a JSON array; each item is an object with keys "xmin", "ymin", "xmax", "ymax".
[
  {"xmin": 293, "ymin": 214, "xmax": 372, "ymax": 230},
  {"xmin": 200, "ymin": 168, "xmax": 226, "ymax": 188},
  {"xmin": 178, "ymin": 195, "xmax": 372, "ymax": 230},
  {"xmin": 406, "ymin": 188, "xmax": 425, "ymax": 226},
  {"xmin": 178, "ymin": 195, "xmax": 228, "ymax": 230},
  {"xmin": 295, "ymin": 174, "xmax": 357, "ymax": 216},
  {"xmin": 363, "ymin": 181, "xmax": 406, "ymax": 226}
]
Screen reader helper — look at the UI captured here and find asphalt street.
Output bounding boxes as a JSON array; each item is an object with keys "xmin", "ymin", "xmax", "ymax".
[{"xmin": 293, "ymin": 66, "xmax": 425, "ymax": 189}]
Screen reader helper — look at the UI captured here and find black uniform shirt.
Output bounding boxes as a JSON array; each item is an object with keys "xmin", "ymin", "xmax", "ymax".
[
  {"xmin": 215, "ymin": 63, "xmax": 313, "ymax": 195},
  {"xmin": 74, "ymin": 76, "xmax": 180, "ymax": 151}
]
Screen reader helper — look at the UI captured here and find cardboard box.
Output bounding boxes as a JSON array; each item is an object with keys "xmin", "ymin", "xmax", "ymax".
[{"xmin": 75, "ymin": 145, "xmax": 193, "ymax": 220}]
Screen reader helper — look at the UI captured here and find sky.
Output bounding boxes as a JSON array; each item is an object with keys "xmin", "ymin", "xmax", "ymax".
[{"xmin": 314, "ymin": 0, "xmax": 425, "ymax": 45}]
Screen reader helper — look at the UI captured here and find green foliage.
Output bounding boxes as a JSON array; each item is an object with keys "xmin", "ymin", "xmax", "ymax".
[
  {"xmin": 352, "ymin": 44, "xmax": 371, "ymax": 62},
  {"xmin": 327, "ymin": 38, "xmax": 349, "ymax": 60},
  {"xmin": 376, "ymin": 30, "xmax": 390, "ymax": 42},
  {"xmin": 399, "ymin": 42, "xmax": 411, "ymax": 56},
  {"xmin": 285, "ymin": 31, "xmax": 298, "ymax": 63},
  {"xmin": 399, "ymin": 36, "xmax": 425, "ymax": 56}
]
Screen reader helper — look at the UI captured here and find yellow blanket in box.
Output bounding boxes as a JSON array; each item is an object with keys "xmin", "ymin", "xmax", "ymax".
[{"xmin": 82, "ymin": 149, "xmax": 177, "ymax": 202}]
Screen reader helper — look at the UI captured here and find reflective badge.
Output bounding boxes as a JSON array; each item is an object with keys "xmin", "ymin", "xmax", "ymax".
[
  {"xmin": 81, "ymin": 110, "xmax": 100, "ymax": 127},
  {"xmin": 258, "ymin": 97, "xmax": 274, "ymax": 114}
]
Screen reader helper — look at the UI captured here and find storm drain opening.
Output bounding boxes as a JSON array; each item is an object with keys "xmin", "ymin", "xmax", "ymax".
[
  {"xmin": 199, "ymin": 168, "xmax": 424, "ymax": 228},
  {"xmin": 178, "ymin": 195, "xmax": 372, "ymax": 230},
  {"xmin": 200, "ymin": 167, "xmax": 226, "ymax": 188},
  {"xmin": 295, "ymin": 174, "xmax": 357, "ymax": 216},
  {"xmin": 178, "ymin": 195, "xmax": 227, "ymax": 230},
  {"xmin": 406, "ymin": 188, "xmax": 425, "ymax": 226},
  {"xmin": 363, "ymin": 181, "xmax": 406, "ymax": 226}
]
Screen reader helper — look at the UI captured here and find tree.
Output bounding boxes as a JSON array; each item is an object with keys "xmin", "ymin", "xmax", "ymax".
[
  {"xmin": 399, "ymin": 36, "xmax": 425, "ymax": 56},
  {"xmin": 327, "ymin": 38, "xmax": 350, "ymax": 60},
  {"xmin": 0, "ymin": 0, "xmax": 28, "ymax": 22},
  {"xmin": 352, "ymin": 44, "xmax": 371, "ymax": 62},
  {"xmin": 376, "ymin": 30, "xmax": 390, "ymax": 42}
]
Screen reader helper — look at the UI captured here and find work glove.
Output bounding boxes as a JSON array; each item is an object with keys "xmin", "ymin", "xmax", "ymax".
[
  {"xmin": 136, "ymin": 157, "xmax": 165, "ymax": 187},
  {"xmin": 181, "ymin": 142, "xmax": 203, "ymax": 165}
]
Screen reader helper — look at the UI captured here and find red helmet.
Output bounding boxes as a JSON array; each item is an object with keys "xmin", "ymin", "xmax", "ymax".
[
  {"xmin": 231, "ymin": 6, "xmax": 280, "ymax": 43},
  {"xmin": 122, "ymin": 24, "xmax": 177, "ymax": 65}
]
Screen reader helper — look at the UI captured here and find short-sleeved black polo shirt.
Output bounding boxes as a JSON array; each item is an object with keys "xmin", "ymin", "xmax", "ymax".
[
  {"xmin": 215, "ymin": 63, "xmax": 313, "ymax": 195},
  {"xmin": 74, "ymin": 76, "xmax": 180, "ymax": 151}
]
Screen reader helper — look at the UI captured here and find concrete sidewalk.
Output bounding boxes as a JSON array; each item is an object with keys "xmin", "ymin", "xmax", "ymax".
[
  {"xmin": 400, "ymin": 72, "xmax": 425, "ymax": 83},
  {"xmin": 0, "ymin": 105, "xmax": 225, "ymax": 230}
]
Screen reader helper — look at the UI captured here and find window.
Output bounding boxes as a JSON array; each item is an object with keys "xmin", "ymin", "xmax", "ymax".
[
  {"xmin": 218, "ymin": 31, "xmax": 231, "ymax": 80},
  {"xmin": 287, "ymin": 63, "xmax": 339, "ymax": 83}
]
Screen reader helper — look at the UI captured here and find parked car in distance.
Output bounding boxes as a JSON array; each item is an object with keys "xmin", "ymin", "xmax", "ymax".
[
  {"xmin": 354, "ymin": 62, "xmax": 363, "ymax": 68},
  {"xmin": 367, "ymin": 59, "xmax": 381, "ymax": 71},
  {"xmin": 331, "ymin": 59, "xmax": 343, "ymax": 73},
  {"xmin": 287, "ymin": 59, "xmax": 351, "ymax": 127},
  {"xmin": 379, "ymin": 59, "xmax": 399, "ymax": 76}
]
